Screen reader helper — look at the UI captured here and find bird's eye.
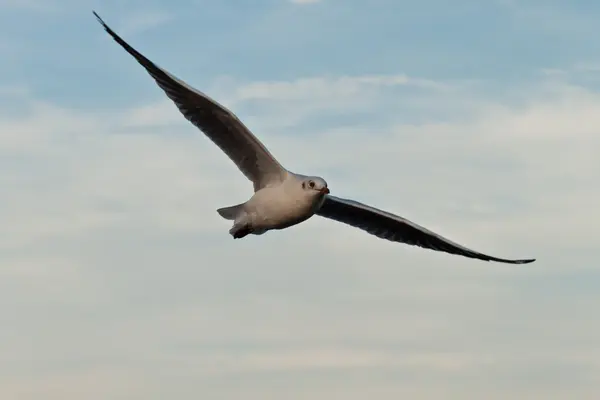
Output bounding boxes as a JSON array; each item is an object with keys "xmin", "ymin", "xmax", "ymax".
[{"xmin": 308, "ymin": 180, "xmax": 315, "ymax": 188}]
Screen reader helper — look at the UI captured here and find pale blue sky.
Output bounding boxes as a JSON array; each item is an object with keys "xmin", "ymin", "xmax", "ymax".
[{"xmin": 1, "ymin": 1, "xmax": 599, "ymax": 399}]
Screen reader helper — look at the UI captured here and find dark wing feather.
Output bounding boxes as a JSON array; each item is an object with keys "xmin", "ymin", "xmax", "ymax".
[
  {"xmin": 316, "ymin": 195, "xmax": 536, "ymax": 264},
  {"xmin": 93, "ymin": 11, "xmax": 287, "ymax": 191}
]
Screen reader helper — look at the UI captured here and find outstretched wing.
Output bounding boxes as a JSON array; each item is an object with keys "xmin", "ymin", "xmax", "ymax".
[
  {"xmin": 93, "ymin": 11, "xmax": 287, "ymax": 191},
  {"xmin": 316, "ymin": 195, "xmax": 536, "ymax": 264}
]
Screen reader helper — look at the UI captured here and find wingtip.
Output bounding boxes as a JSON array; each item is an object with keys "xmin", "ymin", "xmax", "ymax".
[
  {"xmin": 516, "ymin": 258, "xmax": 536, "ymax": 264},
  {"xmin": 488, "ymin": 256, "xmax": 536, "ymax": 265},
  {"xmin": 92, "ymin": 10, "xmax": 105, "ymax": 27}
]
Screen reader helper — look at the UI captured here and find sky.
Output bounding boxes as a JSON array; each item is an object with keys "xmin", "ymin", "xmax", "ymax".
[{"xmin": 1, "ymin": 0, "xmax": 599, "ymax": 399}]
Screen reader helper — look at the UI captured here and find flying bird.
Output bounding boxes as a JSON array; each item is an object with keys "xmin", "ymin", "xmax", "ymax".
[{"xmin": 93, "ymin": 11, "xmax": 535, "ymax": 265}]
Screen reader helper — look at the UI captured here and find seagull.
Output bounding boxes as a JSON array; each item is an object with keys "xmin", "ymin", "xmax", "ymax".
[{"xmin": 93, "ymin": 11, "xmax": 535, "ymax": 265}]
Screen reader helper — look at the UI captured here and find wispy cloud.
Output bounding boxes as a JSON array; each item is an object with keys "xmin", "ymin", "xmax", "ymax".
[
  {"xmin": 229, "ymin": 74, "xmax": 453, "ymax": 101},
  {"xmin": 1, "ymin": 1, "xmax": 600, "ymax": 399}
]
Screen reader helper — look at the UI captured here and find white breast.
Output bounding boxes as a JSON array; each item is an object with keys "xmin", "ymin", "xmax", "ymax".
[{"xmin": 245, "ymin": 178, "xmax": 316, "ymax": 230}]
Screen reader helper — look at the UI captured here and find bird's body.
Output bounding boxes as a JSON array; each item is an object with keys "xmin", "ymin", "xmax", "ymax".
[
  {"xmin": 93, "ymin": 11, "xmax": 536, "ymax": 265},
  {"xmin": 219, "ymin": 173, "xmax": 328, "ymax": 238}
]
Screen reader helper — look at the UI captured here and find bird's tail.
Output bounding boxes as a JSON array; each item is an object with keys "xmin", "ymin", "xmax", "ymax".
[{"xmin": 216, "ymin": 203, "xmax": 245, "ymax": 220}]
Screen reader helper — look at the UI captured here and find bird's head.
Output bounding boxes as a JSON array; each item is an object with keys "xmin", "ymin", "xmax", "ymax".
[{"xmin": 301, "ymin": 176, "xmax": 329, "ymax": 196}]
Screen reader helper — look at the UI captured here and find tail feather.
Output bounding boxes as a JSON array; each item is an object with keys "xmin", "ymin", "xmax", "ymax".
[{"xmin": 216, "ymin": 203, "xmax": 244, "ymax": 220}]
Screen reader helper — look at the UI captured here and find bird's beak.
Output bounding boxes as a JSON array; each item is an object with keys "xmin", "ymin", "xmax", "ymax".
[{"xmin": 321, "ymin": 187, "xmax": 330, "ymax": 195}]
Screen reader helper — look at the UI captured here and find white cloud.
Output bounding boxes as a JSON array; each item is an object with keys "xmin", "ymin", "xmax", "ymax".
[
  {"xmin": 226, "ymin": 74, "xmax": 453, "ymax": 103},
  {"xmin": 0, "ymin": 71, "xmax": 599, "ymax": 399}
]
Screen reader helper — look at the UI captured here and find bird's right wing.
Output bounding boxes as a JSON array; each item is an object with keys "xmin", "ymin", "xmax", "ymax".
[
  {"xmin": 316, "ymin": 195, "xmax": 536, "ymax": 264},
  {"xmin": 93, "ymin": 12, "xmax": 288, "ymax": 191}
]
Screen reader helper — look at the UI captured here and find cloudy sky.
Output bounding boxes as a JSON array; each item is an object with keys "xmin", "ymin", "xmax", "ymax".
[{"xmin": 1, "ymin": 0, "xmax": 599, "ymax": 399}]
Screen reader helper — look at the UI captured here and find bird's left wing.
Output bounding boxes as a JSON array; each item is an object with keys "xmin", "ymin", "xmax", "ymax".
[
  {"xmin": 316, "ymin": 195, "xmax": 536, "ymax": 264},
  {"xmin": 93, "ymin": 12, "xmax": 287, "ymax": 191}
]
